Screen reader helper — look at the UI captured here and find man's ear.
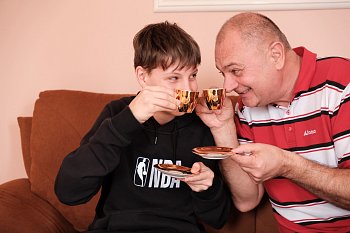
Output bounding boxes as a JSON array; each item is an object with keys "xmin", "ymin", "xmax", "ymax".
[
  {"xmin": 269, "ymin": 42, "xmax": 285, "ymax": 70},
  {"xmin": 135, "ymin": 66, "xmax": 148, "ymax": 88}
]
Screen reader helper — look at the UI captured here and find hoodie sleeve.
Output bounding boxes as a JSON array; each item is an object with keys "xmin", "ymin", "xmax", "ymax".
[
  {"xmin": 191, "ymin": 168, "xmax": 232, "ymax": 229},
  {"xmin": 55, "ymin": 99, "xmax": 142, "ymax": 205}
]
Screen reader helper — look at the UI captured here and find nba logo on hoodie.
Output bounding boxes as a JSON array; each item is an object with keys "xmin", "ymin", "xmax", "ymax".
[{"xmin": 134, "ymin": 157, "xmax": 150, "ymax": 187}]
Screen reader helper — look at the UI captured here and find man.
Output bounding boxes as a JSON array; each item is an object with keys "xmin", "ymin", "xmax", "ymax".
[{"xmin": 197, "ymin": 12, "xmax": 350, "ymax": 232}]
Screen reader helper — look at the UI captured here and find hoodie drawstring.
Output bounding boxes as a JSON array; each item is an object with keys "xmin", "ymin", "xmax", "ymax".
[
  {"xmin": 172, "ymin": 122, "xmax": 178, "ymax": 163},
  {"xmin": 154, "ymin": 122, "xmax": 158, "ymax": 145},
  {"xmin": 151, "ymin": 118, "xmax": 178, "ymax": 163}
]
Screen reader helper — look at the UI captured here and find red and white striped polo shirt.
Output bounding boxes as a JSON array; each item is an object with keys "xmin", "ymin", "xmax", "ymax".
[{"xmin": 235, "ymin": 47, "xmax": 350, "ymax": 232}]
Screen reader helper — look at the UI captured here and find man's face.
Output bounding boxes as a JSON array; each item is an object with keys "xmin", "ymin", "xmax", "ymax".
[{"xmin": 215, "ymin": 31, "xmax": 281, "ymax": 107}]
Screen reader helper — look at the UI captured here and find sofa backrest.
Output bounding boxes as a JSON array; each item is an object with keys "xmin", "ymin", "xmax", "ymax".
[{"xmin": 26, "ymin": 90, "xmax": 131, "ymax": 231}]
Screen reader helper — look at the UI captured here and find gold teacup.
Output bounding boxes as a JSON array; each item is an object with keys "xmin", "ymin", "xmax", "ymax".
[
  {"xmin": 203, "ymin": 88, "xmax": 226, "ymax": 110},
  {"xmin": 175, "ymin": 89, "xmax": 199, "ymax": 113}
]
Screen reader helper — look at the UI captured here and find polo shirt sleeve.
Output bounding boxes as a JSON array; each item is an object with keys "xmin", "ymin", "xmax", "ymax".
[{"xmin": 331, "ymin": 83, "xmax": 350, "ymax": 168}]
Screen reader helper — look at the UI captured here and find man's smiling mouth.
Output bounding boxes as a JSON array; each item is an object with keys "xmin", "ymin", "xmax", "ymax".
[{"xmin": 235, "ymin": 88, "xmax": 251, "ymax": 95}]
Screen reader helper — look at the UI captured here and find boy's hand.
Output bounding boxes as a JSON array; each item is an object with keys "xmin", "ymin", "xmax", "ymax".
[
  {"xmin": 181, "ymin": 162, "xmax": 214, "ymax": 192},
  {"xmin": 129, "ymin": 86, "xmax": 178, "ymax": 123}
]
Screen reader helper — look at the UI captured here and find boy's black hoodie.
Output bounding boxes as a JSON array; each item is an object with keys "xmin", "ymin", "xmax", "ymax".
[{"xmin": 55, "ymin": 96, "xmax": 232, "ymax": 233}]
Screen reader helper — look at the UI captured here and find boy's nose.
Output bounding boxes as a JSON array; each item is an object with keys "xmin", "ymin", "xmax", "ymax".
[{"xmin": 181, "ymin": 81, "xmax": 192, "ymax": 91}]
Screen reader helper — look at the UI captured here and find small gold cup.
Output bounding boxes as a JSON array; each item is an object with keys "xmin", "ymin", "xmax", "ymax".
[
  {"xmin": 203, "ymin": 88, "xmax": 226, "ymax": 110},
  {"xmin": 175, "ymin": 89, "xmax": 199, "ymax": 113}
]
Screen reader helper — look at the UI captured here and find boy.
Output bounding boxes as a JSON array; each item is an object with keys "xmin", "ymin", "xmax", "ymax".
[{"xmin": 55, "ymin": 21, "xmax": 231, "ymax": 233}]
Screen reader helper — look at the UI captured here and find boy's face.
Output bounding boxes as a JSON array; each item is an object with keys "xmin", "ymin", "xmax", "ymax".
[
  {"xmin": 145, "ymin": 63, "xmax": 198, "ymax": 92},
  {"xmin": 142, "ymin": 63, "xmax": 199, "ymax": 118}
]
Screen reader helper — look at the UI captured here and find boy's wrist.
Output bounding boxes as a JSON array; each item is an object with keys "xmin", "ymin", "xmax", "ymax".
[{"xmin": 192, "ymin": 176, "xmax": 221, "ymax": 199}]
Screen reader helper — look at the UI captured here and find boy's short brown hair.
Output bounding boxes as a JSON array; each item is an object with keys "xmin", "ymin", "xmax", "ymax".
[{"xmin": 133, "ymin": 21, "xmax": 201, "ymax": 73}]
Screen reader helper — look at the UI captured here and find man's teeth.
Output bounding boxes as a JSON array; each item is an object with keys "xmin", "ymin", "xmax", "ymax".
[{"xmin": 239, "ymin": 88, "xmax": 250, "ymax": 94}]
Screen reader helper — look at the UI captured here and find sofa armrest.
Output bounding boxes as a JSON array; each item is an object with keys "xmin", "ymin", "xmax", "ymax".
[{"xmin": 0, "ymin": 178, "xmax": 77, "ymax": 233}]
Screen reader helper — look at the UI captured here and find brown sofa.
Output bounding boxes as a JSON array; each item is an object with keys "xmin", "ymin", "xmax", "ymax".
[{"xmin": 0, "ymin": 90, "xmax": 278, "ymax": 233}]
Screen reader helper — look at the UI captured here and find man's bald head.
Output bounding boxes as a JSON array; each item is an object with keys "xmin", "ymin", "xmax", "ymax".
[{"xmin": 216, "ymin": 12, "xmax": 291, "ymax": 51}]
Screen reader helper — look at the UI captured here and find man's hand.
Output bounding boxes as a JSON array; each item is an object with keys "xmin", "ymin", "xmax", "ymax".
[
  {"xmin": 232, "ymin": 143, "xmax": 350, "ymax": 209},
  {"xmin": 196, "ymin": 96, "xmax": 238, "ymax": 147},
  {"xmin": 195, "ymin": 96, "xmax": 234, "ymax": 130},
  {"xmin": 230, "ymin": 143, "xmax": 289, "ymax": 183}
]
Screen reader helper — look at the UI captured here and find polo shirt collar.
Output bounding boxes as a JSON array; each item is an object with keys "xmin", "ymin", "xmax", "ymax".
[{"xmin": 291, "ymin": 47, "xmax": 317, "ymax": 99}]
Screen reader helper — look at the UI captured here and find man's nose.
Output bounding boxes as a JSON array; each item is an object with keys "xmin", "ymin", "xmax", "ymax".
[{"xmin": 223, "ymin": 77, "xmax": 239, "ymax": 93}]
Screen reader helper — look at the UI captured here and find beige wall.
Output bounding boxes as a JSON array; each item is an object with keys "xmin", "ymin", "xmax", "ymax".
[{"xmin": 1, "ymin": 0, "xmax": 350, "ymax": 184}]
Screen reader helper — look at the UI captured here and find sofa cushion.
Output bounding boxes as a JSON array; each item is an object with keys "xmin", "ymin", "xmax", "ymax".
[{"xmin": 29, "ymin": 90, "xmax": 131, "ymax": 231}]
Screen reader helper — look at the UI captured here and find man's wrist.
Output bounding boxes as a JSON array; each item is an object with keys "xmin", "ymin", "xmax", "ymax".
[
  {"xmin": 211, "ymin": 118, "xmax": 235, "ymax": 134},
  {"xmin": 280, "ymin": 150, "xmax": 303, "ymax": 179},
  {"xmin": 210, "ymin": 119, "xmax": 238, "ymax": 147}
]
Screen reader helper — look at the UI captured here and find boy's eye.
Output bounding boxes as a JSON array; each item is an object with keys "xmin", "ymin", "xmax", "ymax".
[
  {"xmin": 169, "ymin": 76, "xmax": 179, "ymax": 81},
  {"xmin": 190, "ymin": 73, "xmax": 197, "ymax": 80}
]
